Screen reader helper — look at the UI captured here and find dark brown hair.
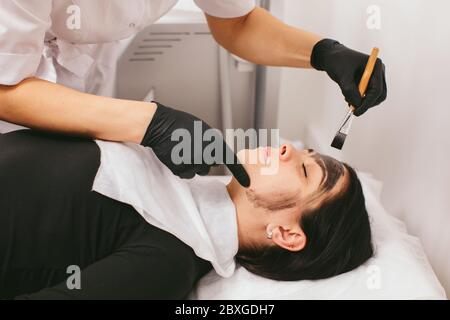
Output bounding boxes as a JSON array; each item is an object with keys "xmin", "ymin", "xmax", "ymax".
[{"xmin": 236, "ymin": 163, "xmax": 373, "ymax": 281}]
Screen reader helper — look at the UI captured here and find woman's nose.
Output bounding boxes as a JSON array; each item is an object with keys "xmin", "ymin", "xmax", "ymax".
[{"xmin": 279, "ymin": 143, "xmax": 294, "ymax": 161}]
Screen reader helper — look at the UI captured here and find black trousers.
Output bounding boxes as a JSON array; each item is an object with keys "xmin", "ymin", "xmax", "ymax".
[{"xmin": 0, "ymin": 130, "xmax": 212, "ymax": 299}]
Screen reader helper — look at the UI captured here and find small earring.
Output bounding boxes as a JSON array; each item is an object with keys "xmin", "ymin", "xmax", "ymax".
[{"xmin": 266, "ymin": 224, "xmax": 276, "ymax": 240}]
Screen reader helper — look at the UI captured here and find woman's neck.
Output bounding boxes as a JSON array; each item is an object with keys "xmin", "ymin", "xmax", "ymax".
[{"xmin": 226, "ymin": 180, "xmax": 265, "ymax": 250}]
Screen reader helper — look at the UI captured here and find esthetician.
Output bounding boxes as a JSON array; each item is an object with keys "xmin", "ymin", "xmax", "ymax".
[{"xmin": 0, "ymin": 0, "xmax": 387, "ymax": 183}]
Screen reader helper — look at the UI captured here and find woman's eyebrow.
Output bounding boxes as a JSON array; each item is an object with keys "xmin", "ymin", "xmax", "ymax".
[
  {"xmin": 304, "ymin": 149, "xmax": 325, "ymax": 183},
  {"xmin": 312, "ymin": 154, "xmax": 345, "ymax": 192},
  {"xmin": 313, "ymin": 157, "xmax": 327, "ymax": 186}
]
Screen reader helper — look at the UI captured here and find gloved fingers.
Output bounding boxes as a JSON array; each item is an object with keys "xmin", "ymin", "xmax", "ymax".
[
  {"xmin": 222, "ymin": 144, "xmax": 250, "ymax": 188},
  {"xmin": 169, "ymin": 162, "xmax": 195, "ymax": 179},
  {"xmin": 196, "ymin": 166, "xmax": 211, "ymax": 177},
  {"xmin": 341, "ymin": 82, "xmax": 363, "ymax": 109},
  {"xmin": 175, "ymin": 167, "xmax": 196, "ymax": 180},
  {"xmin": 226, "ymin": 162, "xmax": 250, "ymax": 188},
  {"xmin": 354, "ymin": 59, "xmax": 384, "ymax": 117},
  {"xmin": 171, "ymin": 164, "xmax": 210, "ymax": 179},
  {"xmin": 374, "ymin": 63, "xmax": 387, "ymax": 105}
]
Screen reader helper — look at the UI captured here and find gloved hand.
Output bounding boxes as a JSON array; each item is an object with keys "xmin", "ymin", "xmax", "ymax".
[
  {"xmin": 141, "ymin": 101, "xmax": 250, "ymax": 187},
  {"xmin": 311, "ymin": 38, "xmax": 387, "ymax": 116}
]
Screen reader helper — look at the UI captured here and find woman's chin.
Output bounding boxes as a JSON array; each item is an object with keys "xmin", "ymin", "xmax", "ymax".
[{"xmin": 236, "ymin": 148, "xmax": 273, "ymax": 186}]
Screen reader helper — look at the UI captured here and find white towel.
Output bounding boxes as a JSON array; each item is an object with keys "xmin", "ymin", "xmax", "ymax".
[{"xmin": 93, "ymin": 140, "xmax": 239, "ymax": 278}]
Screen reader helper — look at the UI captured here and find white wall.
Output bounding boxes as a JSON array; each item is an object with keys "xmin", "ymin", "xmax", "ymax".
[{"xmin": 277, "ymin": 0, "xmax": 450, "ymax": 296}]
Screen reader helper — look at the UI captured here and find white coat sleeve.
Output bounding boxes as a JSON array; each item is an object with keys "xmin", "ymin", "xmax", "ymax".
[
  {"xmin": 0, "ymin": 0, "xmax": 52, "ymax": 85},
  {"xmin": 193, "ymin": 0, "xmax": 255, "ymax": 18}
]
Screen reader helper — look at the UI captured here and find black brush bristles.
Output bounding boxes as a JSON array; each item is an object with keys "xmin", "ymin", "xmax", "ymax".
[{"xmin": 331, "ymin": 132, "xmax": 347, "ymax": 150}]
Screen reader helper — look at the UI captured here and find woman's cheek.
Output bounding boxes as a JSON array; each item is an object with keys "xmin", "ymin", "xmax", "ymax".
[{"xmin": 253, "ymin": 172, "xmax": 292, "ymax": 193}]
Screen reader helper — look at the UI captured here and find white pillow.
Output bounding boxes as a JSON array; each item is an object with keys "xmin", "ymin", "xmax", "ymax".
[{"xmin": 190, "ymin": 173, "xmax": 447, "ymax": 300}]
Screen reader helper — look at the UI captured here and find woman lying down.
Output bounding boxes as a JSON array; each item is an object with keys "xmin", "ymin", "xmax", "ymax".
[{"xmin": 0, "ymin": 130, "xmax": 373, "ymax": 299}]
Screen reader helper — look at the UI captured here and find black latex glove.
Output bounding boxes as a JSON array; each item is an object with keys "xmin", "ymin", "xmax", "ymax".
[
  {"xmin": 141, "ymin": 101, "xmax": 250, "ymax": 188},
  {"xmin": 311, "ymin": 38, "xmax": 387, "ymax": 116}
]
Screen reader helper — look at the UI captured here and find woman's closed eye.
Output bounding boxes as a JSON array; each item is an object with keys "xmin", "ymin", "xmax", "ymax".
[{"xmin": 302, "ymin": 163, "xmax": 308, "ymax": 178}]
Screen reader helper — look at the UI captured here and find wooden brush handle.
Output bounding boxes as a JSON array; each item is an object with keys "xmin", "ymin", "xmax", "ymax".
[
  {"xmin": 350, "ymin": 47, "xmax": 379, "ymax": 111},
  {"xmin": 359, "ymin": 47, "xmax": 379, "ymax": 96}
]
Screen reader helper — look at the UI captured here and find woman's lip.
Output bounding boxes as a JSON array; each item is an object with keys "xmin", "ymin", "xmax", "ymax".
[
  {"xmin": 264, "ymin": 147, "xmax": 271, "ymax": 164},
  {"xmin": 258, "ymin": 147, "xmax": 271, "ymax": 165}
]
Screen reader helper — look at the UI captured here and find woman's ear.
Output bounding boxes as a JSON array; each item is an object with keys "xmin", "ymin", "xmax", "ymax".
[{"xmin": 270, "ymin": 225, "xmax": 306, "ymax": 252}]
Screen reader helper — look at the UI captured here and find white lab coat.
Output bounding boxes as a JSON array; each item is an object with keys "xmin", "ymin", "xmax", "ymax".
[{"xmin": 0, "ymin": 0, "xmax": 255, "ymax": 132}]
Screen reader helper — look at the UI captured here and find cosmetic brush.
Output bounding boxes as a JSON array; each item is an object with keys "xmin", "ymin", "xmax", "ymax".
[{"xmin": 331, "ymin": 47, "xmax": 380, "ymax": 150}]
